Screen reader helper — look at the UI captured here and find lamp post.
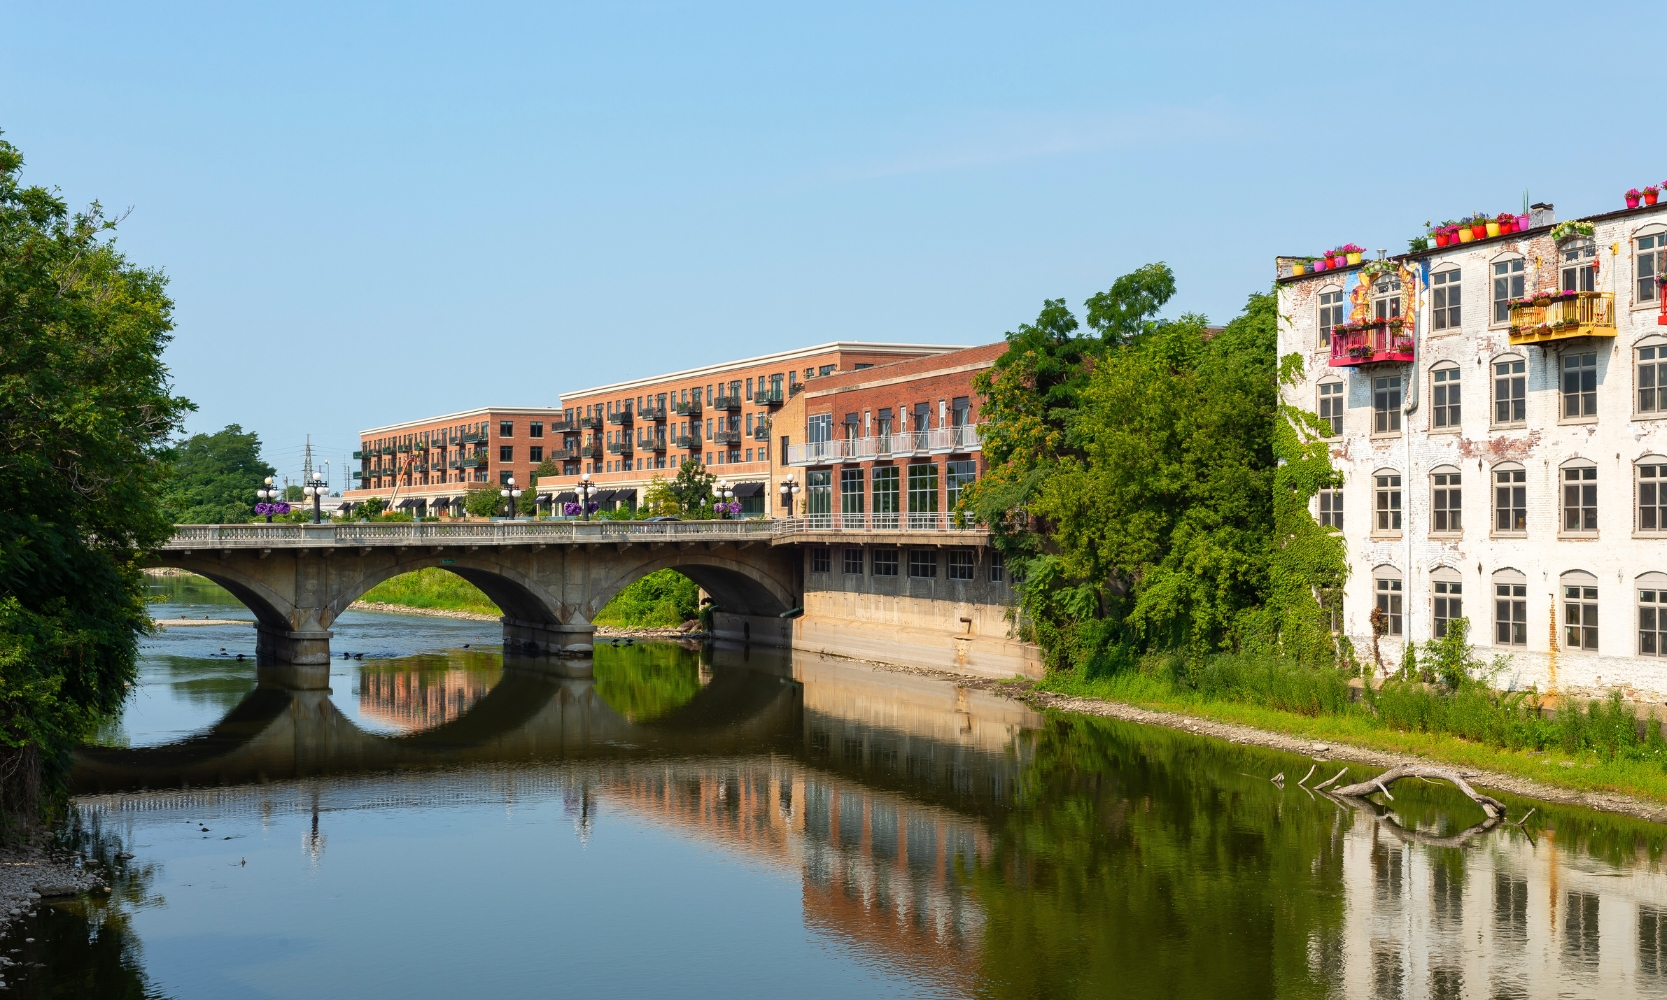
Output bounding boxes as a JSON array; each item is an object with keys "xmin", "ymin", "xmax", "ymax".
[
  {"xmin": 577, "ymin": 472, "xmax": 594, "ymax": 522},
  {"xmin": 779, "ymin": 474, "xmax": 801, "ymax": 519},
  {"xmin": 302, "ymin": 471, "xmax": 328, "ymax": 524},
  {"xmin": 715, "ymin": 479, "xmax": 733, "ymax": 520},
  {"xmin": 500, "ymin": 477, "xmax": 523, "ymax": 520},
  {"xmin": 256, "ymin": 476, "xmax": 278, "ymax": 523}
]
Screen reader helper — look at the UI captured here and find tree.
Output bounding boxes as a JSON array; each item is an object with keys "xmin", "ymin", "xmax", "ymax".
[
  {"xmin": 161, "ymin": 424, "xmax": 273, "ymax": 523},
  {"xmin": 638, "ymin": 475, "xmax": 682, "ymax": 517},
  {"xmin": 665, "ymin": 459, "xmax": 716, "ymax": 517},
  {"xmin": 353, "ymin": 496, "xmax": 385, "ymax": 520},
  {"xmin": 0, "ymin": 134, "xmax": 192, "ymax": 831},
  {"xmin": 463, "ymin": 484, "xmax": 502, "ymax": 518}
]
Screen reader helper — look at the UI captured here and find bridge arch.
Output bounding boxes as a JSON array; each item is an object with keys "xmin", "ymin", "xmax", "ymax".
[
  {"xmin": 146, "ymin": 554, "xmax": 300, "ymax": 633},
  {"xmin": 581, "ymin": 549, "xmax": 797, "ymax": 621}
]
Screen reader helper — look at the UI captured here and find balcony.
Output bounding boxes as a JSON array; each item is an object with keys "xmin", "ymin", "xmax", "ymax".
[
  {"xmin": 608, "ymin": 410, "xmax": 633, "ymax": 426},
  {"xmin": 638, "ymin": 405, "xmax": 667, "ymax": 423},
  {"xmin": 752, "ymin": 423, "xmax": 772, "ymax": 442},
  {"xmin": 756, "ymin": 387, "xmax": 785, "ymax": 407},
  {"xmin": 1328, "ymin": 320, "xmax": 1415, "ymax": 367},
  {"xmin": 674, "ymin": 434, "xmax": 702, "ymax": 450},
  {"xmin": 351, "ymin": 450, "xmax": 363, "ymax": 460},
  {"xmin": 458, "ymin": 456, "xmax": 486, "ymax": 469},
  {"xmin": 607, "ymin": 440, "xmax": 634, "ymax": 456},
  {"xmin": 712, "ymin": 393, "xmax": 742, "ymax": 411},
  {"xmin": 578, "ymin": 415, "xmax": 604, "ymax": 430},
  {"xmin": 789, "ymin": 382, "xmax": 804, "ymax": 396},
  {"xmin": 545, "ymin": 446, "xmax": 579, "ymax": 462},
  {"xmin": 549, "ymin": 417, "xmax": 577, "ymax": 434},
  {"xmin": 579, "ymin": 442, "xmax": 603, "ymax": 460},
  {"xmin": 710, "ymin": 429, "xmax": 741, "ymax": 446},
  {"xmin": 1508, "ymin": 291, "xmax": 1617, "ymax": 346},
  {"xmin": 638, "ymin": 435, "xmax": 668, "ymax": 452},
  {"xmin": 785, "ymin": 425, "xmax": 986, "ymax": 466},
  {"xmin": 673, "ymin": 399, "xmax": 703, "ymax": 418},
  {"xmin": 462, "ymin": 433, "xmax": 486, "ymax": 445}
]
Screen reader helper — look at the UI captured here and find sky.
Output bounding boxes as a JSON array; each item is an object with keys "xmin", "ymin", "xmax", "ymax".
[{"xmin": 3, "ymin": 2, "xmax": 1663, "ymax": 488}]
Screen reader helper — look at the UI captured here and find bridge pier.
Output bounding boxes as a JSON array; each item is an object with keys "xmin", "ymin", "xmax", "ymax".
[
  {"xmin": 256, "ymin": 624, "xmax": 333, "ymax": 666},
  {"xmin": 502, "ymin": 618, "xmax": 596, "ymax": 657}
]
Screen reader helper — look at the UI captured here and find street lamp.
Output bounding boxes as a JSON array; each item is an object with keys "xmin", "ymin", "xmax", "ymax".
[
  {"xmin": 256, "ymin": 476, "xmax": 278, "ymax": 523},
  {"xmin": 500, "ymin": 477, "xmax": 523, "ymax": 520},
  {"xmin": 576, "ymin": 472, "xmax": 595, "ymax": 522},
  {"xmin": 779, "ymin": 474, "xmax": 802, "ymax": 519},
  {"xmin": 715, "ymin": 479, "xmax": 733, "ymax": 520},
  {"xmin": 302, "ymin": 471, "xmax": 328, "ymax": 524}
]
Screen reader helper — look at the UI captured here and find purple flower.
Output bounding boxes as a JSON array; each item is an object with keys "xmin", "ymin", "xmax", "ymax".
[{"xmin": 563, "ymin": 502, "xmax": 581, "ymax": 516}]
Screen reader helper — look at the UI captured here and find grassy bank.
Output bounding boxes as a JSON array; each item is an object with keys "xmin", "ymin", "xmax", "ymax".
[
  {"xmin": 354, "ymin": 567, "xmax": 697, "ymax": 629},
  {"xmin": 358, "ymin": 568, "xmax": 500, "ymax": 617},
  {"xmin": 1039, "ymin": 658, "xmax": 1667, "ymax": 805}
]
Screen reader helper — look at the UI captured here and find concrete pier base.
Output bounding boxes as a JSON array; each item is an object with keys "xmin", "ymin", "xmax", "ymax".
[
  {"xmin": 256, "ymin": 662, "xmax": 333, "ymax": 690},
  {"xmin": 502, "ymin": 618, "xmax": 596, "ymax": 657},
  {"xmin": 503, "ymin": 654, "xmax": 595, "ymax": 679},
  {"xmin": 256, "ymin": 625, "xmax": 333, "ymax": 666}
]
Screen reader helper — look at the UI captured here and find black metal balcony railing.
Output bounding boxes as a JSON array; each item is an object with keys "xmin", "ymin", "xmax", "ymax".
[
  {"xmin": 578, "ymin": 442, "xmax": 603, "ymax": 459},
  {"xmin": 458, "ymin": 456, "xmax": 486, "ymax": 469},
  {"xmin": 638, "ymin": 405, "xmax": 667, "ymax": 423},
  {"xmin": 712, "ymin": 394, "xmax": 742, "ymax": 411},
  {"xmin": 709, "ymin": 429, "xmax": 741, "ymax": 446},
  {"xmin": 673, "ymin": 400, "xmax": 702, "ymax": 418},
  {"xmin": 755, "ymin": 388, "xmax": 785, "ymax": 407},
  {"xmin": 549, "ymin": 417, "xmax": 577, "ymax": 434},
  {"xmin": 578, "ymin": 415, "xmax": 604, "ymax": 430},
  {"xmin": 788, "ymin": 382, "xmax": 805, "ymax": 396},
  {"xmin": 752, "ymin": 425, "xmax": 772, "ymax": 442},
  {"xmin": 462, "ymin": 433, "xmax": 486, "ymax": 445},
  {"xmin": 674, "ymin": 434, "xmax": 702, "ymax": 450},
  {"xmin": 639, "ymin": 436, "xmax": 668, "ymax": 452},
  {"xmin": 545, "ymin": 446, "xmax": 579, "ymax": 462},
  {"xmin": 608, "ymin": 411, "xmax": 633, "ymax": 426},
  {"xmin": 607, "ymin": 440, "xmax": 634, "ymax": 455}
]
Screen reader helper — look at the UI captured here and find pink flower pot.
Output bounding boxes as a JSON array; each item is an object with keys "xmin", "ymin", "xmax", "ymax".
[
  {"xmin": 1627, "ymin": 196, "xmax": 1642, "ymax": 209},
  {"xmin": 1516, "ymin": 213, "xmax": 1531, "ymax": 231}
]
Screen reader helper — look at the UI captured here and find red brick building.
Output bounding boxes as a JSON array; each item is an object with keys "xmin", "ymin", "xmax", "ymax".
[{"xmin": 344, "ymin": 406, "xmax": 567, "ymax": 516}]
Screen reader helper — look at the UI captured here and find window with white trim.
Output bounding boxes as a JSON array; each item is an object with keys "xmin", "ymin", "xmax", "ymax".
[
  {"xmin": 1562, "ymin": 352, "xmax": 1597, "ymax": 419},
  {"xmin": 1640, "ymin": 461, "xmax": 1667, "ymax": 532},
  {"xmin": 1317, "ymin": 288, "xmax": 1344, "ymax": 349},
  {"xmin": 1317, "ymin": 488, "xmax": 1342, "ymax": 529},
  {"xmin": 1562, "ymin": 573, "xmax": 1598, "ymax": 651},
  {"xmin": 1374, "ymin": 472, "xmax": 1402, "ymax": 533},
  {"xmin": 1640, "ymin": 233, "xmax": 1665, "ymax": 305},
  {"xmin": 1431, "ymin": 569, "xmax": 1462, "ymax": 639},
  {"xmin": 1374, "ymin": 569, "xmax": 1403, "ymax": 636},
  {"xmin": 1561, "ymin": 238, "xmax": 1597, "ymax": 292},
  {"xmin": 1373, "ymin": 375, "xmax": 1401, "ymax": 433},
  {"xmin": 1431, "ymin": 365, "xmax": 1460, "ymax": 429},
  {"xmin": 1494, "ymin": 571, "xmax": 1527, "ymax": 646},
  {"xmin": 1562, "ymin": 464, "xmax": 1597, "ymax": 533},
  {"xmin": 1494, "ymin": 465, "xmax": 1526, "ymax": 533},
  {"xmin": 1317, "ymin": 381, "xmax": 1343, "ymax": 436},
  {"xmin": 1492, "ymin": 257, "xmax": 1525, "ymax": 324},
  {"xmin": 1372, "ymin": 275, "xmax": 1402, "ymax": 321},
  {"xmin": 1431, "ymin": 468, "xmax": 1461, "ymax": 534},
  {"xmin": 1639, "ymin": 343, "xmax": 1667, "ymax": 414},
  {"xmin": 1493, "ymin": 357, "xmax": 1526, "ymax": 426},
  {"xmin": 1639, "ymin": 574, "xmax": 1667, "ymax": 656},
  {"xmin": 1431, "ymin": 269, "xmax": 1460, "ymax": 330}
]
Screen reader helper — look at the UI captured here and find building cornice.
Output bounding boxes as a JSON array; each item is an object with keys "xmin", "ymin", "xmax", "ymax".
[
  {"xmin": 559, "ymin": 342, "xmax": 968, "ymax": 400},
  {"xmin": 358, "ymin": 406, "xmax": 567, "ymax": 437}
]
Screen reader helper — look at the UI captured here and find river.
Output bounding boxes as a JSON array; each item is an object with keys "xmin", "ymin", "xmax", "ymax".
[{"xmin": 11, "ymin": 574, "xmax": 1667, "ymax": 998}]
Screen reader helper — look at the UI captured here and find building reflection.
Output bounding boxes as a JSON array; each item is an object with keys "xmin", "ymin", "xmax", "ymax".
[{"xmin": 357, "ymin": 666, "xmax": 496, "ymax": 732}]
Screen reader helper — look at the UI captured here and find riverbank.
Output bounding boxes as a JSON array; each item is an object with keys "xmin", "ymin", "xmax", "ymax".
[
  {"xmin": 0, "ymin": 843, "xmax": 109, "ymax": 945},
  {"xmin": 845, "ymin": 661, "xmax": 1667, "ymax": 824}
]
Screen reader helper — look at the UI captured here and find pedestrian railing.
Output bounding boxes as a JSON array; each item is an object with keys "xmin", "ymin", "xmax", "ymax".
[{"xmin": 769, "ymin": 514, "xmax": 985, "ymax": 536}]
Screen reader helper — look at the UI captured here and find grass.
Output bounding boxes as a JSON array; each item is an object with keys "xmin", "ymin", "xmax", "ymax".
[
  {"xmin": 358, "ymin": 568, "xmax": 500, "ymax": 617},
  {"xmin": 355, "ymin": 567, "xmax": 699, "ymax": 629},
  {"xmin": 1039, "ymin": 658, "xmax": 1667, "ymax": 806}
]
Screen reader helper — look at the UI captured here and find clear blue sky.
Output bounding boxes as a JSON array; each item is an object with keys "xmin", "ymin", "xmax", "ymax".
[{"xmin": 3, "ymin": 2, "xmax": 1661, "ymax": 487}]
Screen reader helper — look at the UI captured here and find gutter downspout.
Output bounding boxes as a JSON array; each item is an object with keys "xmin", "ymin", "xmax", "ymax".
[{"xmin": 1402, "ymin": 256, "xmax": 1428, "ymax": 671}]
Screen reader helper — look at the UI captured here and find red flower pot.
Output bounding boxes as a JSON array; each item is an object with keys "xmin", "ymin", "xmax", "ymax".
[
  {"xmin": 1434, "ymin": 232, "xmax": 1449, "ymax": 247},
  {"xmin": 1471, "ymin": 224, "xmax": 1488, "ymax": 239},
  {"xmin": 1647, "ymin": 192, "xmax": 1661, "ymax": 206},
  {"xmin": 1499, "ymin": 219, "xmax": 1514, "ymax": 234}
]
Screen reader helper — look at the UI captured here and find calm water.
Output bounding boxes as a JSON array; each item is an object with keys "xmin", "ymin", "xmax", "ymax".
[{"xmin": 14, "ymin": 576, "xmax": 1667, "ymax": 998}]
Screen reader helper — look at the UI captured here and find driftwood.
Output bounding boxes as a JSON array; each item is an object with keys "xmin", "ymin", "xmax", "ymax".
[
  {"xmin": 1330, "ymin": 764, "xmax": 1508, "ymax": 820},
  {"xmin": 1312, "ymin": 767, "xmax": 1349, "ymax": 791}
]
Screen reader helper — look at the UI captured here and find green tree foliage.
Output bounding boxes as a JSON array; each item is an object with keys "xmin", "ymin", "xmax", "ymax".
[
  {"xmin": 463, "ymin": 485, "xmax": 503, "ymax": 518},
  {"xmin": 591, "ymin": 642, "xmax": 703, "ymax": 722},
  {"xmin": 161, "ymin": 424, "xmax": 273, "ymax": 523},
  {"xmin": 0, "ymin": 135, "xmax": 192, "ymax": 830},
  {"xmin": 967, "ymin": 264, "xmax": 1343, "ymax": 676},
  {"xmin": 665, "ymin": 458, "xmax": 715, "ymax": 516},
  {"xmin": 593, "ymin": 569, "xmax": 699, "ymax": 628},
  {"xmin": 352, "ymin": 496, "xmax": 386, "ymax": 520}
]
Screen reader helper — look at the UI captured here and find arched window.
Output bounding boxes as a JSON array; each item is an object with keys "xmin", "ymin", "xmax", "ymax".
[
  {"xmin": 1490, "ymin": 253, "xmax": 1526, "ymax": 325},
  {"xmin": 1317, "ymin": 379, "xmax": 1344, "ymax": 437},
  {"xmin": 1561, "ymin": 570, "xmax": 1599, "ymax": 651},
  {"xmin": 1492, "ymin": 462, "xmax": 1527, "ymax": 534},
  {"xmin": 1638, "ymin": 572, "xmax": 1667, "ymax": 656},
  {"xmin": 1636, "ymin": 335, "xmax": 1667, "ymax": 415},
  {"xmin": 1371, "ymin": 273, "xmax": 1403, "ymax": 321},
  {"xmin": 1431, "ymin": 267, "xmax": 1461, "ymax": 330},
  {"xmin": 1559, "ymin": 459, "xmax": 1598, "ymax": 534},
  {"xmin": 1638, "ymin": 456, "xmax": 1667, "ymax": 532},
  {"xmin": 1493, "ymin": 569, "xmax": 1527, "ymax": 646},
  {"xmin": 1431, "ymin": 566, "xmax": 1463, "ymax": 638},
  {"xmin": 1374, "ymin": 565, "xmax": 1403, "ymax": 636},
  {"xmin": 1636, "ymin": 225, "xmax": 1665, "ymax": 307},
  {"xmin": 1373, "ymin": 469, "xmax": 1402, "ymax": 534},
  {"xmin": 1430, "ymin": 363, "xmax": 1461, "ymax": 428},
  {"xmin": 1430, "ymin": 465, "xmax": 1462, "ymax": 534},
  {"xmin": 1492, "ymin": 354, "xmax": 1526, "ymax": 426},
  {"xmin": 1317, "ymin": 285, "xmax": 1345, "ymax": 350},
  {"xmin": 1561, "ymin": 237, "xmax": 1597, "ymax": 293}
]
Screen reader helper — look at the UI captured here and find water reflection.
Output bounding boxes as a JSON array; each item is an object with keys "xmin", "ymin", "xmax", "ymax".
[{"xmin": 32, "ymin": 590, "xmax": 1667, "ymax": 997}]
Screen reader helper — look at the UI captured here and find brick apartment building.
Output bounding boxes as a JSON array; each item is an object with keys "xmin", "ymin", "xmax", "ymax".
[
  {"xmin": 775, "ymin": 342, "xmax": 1002, "ymax": 525},
  {"xmin": 344, "ymin": 406, "xmax": 568, "ymax": 516},
  {"xmin": 537, "ymin": 342, "xmax": 963, "ymax": 513}
]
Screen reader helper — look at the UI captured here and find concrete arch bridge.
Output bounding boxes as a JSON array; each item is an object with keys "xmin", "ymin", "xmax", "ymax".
[{"xmin": 151, "ymin": 521, "xmax": 800, "ymax": 665}]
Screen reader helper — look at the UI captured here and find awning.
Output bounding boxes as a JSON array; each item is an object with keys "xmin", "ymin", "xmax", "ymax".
[
  {"xmin": 612, "ymin": 488, "xmax": 636, "ymax": 503},
  {"xmin": 730, "ymin": 481, "xmax": 765, "ymax": 498},
  {"xmin": 334, "ymin": 501, "xmax": 355, "ymax": 512},
  {"xmin": 397, "ymin": 498, "xmax": 417, "ymax": 509},
  {"xmin": 535, "ymin": 493, "xmax": 552, "ymax": 503},
  {"xmin": 590, "ymin": 489, "xmax": 618, "ymax": 503},
  {"xmin": 431, "ymin": 496, "xmax": 451, "ymax": 506},
  {"xmin": 554, "ymin": 491, "xmax": 577, "ymax": 503}
]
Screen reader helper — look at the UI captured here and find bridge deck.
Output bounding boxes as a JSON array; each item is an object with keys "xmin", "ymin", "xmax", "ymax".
[{"xmin": 162, "ymin": 517, "xmax": 989, "ymax": 550}]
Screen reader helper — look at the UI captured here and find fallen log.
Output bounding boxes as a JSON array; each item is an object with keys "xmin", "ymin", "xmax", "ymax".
[{"xmin": 1330, "ymin": 764, "xmax": 1507, "ymax": 820}]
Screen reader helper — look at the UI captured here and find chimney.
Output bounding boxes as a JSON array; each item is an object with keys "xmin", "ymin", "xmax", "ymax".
[{"xmin": 1530, "ymin": 202, "xmax": 1556, "ymax": 229}]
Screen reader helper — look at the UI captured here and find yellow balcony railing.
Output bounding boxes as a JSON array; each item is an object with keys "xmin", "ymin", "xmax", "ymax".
[{"xmin": 1509, "ymin": 291, "xmax": 1615, "ymax": 345}]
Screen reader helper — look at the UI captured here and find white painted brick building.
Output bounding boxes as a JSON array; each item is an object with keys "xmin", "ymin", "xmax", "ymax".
[{"xmin": 1277, "ymin": 199, "xmax": 1667, "ymax": 698}]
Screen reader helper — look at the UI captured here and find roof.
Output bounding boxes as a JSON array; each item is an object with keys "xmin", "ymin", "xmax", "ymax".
[
  {"xmin": 358, "ymin": 406, "xmax": 568, "ymax": 437},
  {"xmin": 796, "ymin": 342, "xmax": 1006, "ymax": 400},
  {"xmin": 559, "ymin": 341, "xmax": 968, "ymax": 399}
]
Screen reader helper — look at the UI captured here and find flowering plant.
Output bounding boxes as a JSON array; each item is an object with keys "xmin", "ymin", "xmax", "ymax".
[
  {"xmin": 1550, "ymin": 220, "xmax": 1595, "ymax": 242},
  {"xmin": 1628, "ymin": 188, "xmax": 1643, "ymax": 198},
  {"xmin": 1495, "ymin": 212, "xmax": 1515, "ymax": 223},
  {"xmin": 1645, "ymin": 185, "xmax": 1660, "ymax": 195},
  {"xmin": 718, "ymin": 500, "xmax": 743, "ymax": 515},
  {"xmin": 1338, "ymin": 243, "xmax": 1365, "ymax": 254},
  {"xmin": 254, "ymin": 502, "xmax": 291, "ymax": 516}
]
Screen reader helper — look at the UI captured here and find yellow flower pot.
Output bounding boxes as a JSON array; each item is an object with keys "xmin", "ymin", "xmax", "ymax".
[
  {"xmin": 1486, "ymin": 221, "xmax": 1501, "ymax": 238},
  {"xmin": 1291, "ymin": 263, "xmax": 1305, "ymax": 275},
  {"xmin": 1457, "ymin": 228, "xmax": 1475, "ymax": 243},
  {"xmin": 1346, "ymin": 252, "xmax": 1362, "ymax": 265}
]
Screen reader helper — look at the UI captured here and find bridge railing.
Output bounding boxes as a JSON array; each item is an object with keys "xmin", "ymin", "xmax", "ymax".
[
  {"xmin": 769, "ymin": 514, "xmax": 988, "ymax": 537},
  {"xmin": 165, "ymin": 520, "xmax": 778, "ymax": 547}
]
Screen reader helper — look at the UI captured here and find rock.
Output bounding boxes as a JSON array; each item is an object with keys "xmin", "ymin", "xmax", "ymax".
[
  {"xmin": 677, "ymin": 620, "xmax": 700, "ymax": 632},
  {"xmin": 1312, "ymin": 744, "xmax": 1329, "ymax": 752},
  {"xmin": 32, "ymin": 886, "xmax": 78, "ymax": 898}
]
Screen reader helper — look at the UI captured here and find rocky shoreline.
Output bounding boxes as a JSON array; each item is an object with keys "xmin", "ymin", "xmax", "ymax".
[{"xmin": 0, "ymin": 843, "xmax": 110, "ymax": 952}]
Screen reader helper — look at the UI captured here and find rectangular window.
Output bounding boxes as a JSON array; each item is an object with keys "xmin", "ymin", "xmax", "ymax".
[
  {"xmin": 1432, "ymin": 472, "xmax": 1461, "ymax": 533},
  {"xmin": 840, "ymin": 468, "xmax": 864, "ymax": 525},
  {"xmin": 872, "ymin": 549, "xmax": 898, "ymax": 577},
  {"xmin": 1375, "ymin": 473, "xmax": 1402, "ymax": 532},
  {"xmin": 1376, "ymin": 577, "xmax": 1403, "ymax": 635},
  {"xmin": 528, "ymin": 422, "xmax": 543, "ymax": 438},
  {"xmin": 499, "ymin": 421, "xmax": 514, "ymax": 437},
  {"xmin": 1562, "ymin": 241, "xmax": 1598, "ymax": 293},
  {"xmin": 746, "ymin": 377, "xmax": 753, "ymax": 400},
  {"xmin": 989, "ymin": 551, "xmax": 1005, "ymax": 583},
  {"xmin": 1318, "ymin": 488, "xmax": 1343, "ymax": 529},
  {"xmin": 1432, "ymin": 368, "xmax": 1460, "ymax": 428},
  {"xmin": 842, "ymin": 548, "xmax": 863, "ymax": 575},
  {"xmin": 872, "ymin": 466, "xmax": 900, "ymax": 525},
  {"xmin": 1318, "ymin": 382, "xmax": 1343, "ymax": 436},
  {"xmin": 1492, "ymin": 258, "xmax": 1525, "ymax": 324},
  {"xmin": 1433, "ymin": 580, "xmax": 1462, "ymax": 638},
  {"xmin": 1494, "ymin": 358, "xmax": 1526, "ymax": 425},
  {"xmin": 1563, "ymin": 467, "xmax": 1597, "ymax": 532},
  {"xmin": 908, "ymin": 550, "xmax": 937, "ymax": 578},
  {"xmin": 1372, "ymin": 276, "xmax": 1402, "ymax": 322},
  {"xmin": 499, "ymin": 445, "xmax": 514, "ymax": 462},
  {"xmin": 1432, "ymin": 269, "xmax": 1461, "ymax": 330},
  {"xmin": 1562, "ymin": 353, "xmax": 1597, "ymax": 418},
  {"xmin": 807, "ymin": 470, "xmax": 832, "ymax": 524},
  {"xmin": 1318, "ymin": 290, "xmax": 1344, "ymax": 348},
  {"xmin": 1373, "ymin": 376, "xmax": 1401, "ymax": 433},
  {"xmin": 947, "ymin": 550, "xmax": 975, "ymax": 581},
  {"xmin": 907, "ymin": 463, "xmax": 939, "ymax": 527},
  {"xmin": 528, "ymin": 446, "xmax": 543, "ymax": 462},
  {"xmin": 1641, "ymin": 589, "xmax": 1667, "ymax": 656},
  {"xmin": 1642, "ymin": 465, "xmax": 1667, "ymax": 531},
  {"xmin": 1640, "ymin": 346, "xmax": 1667, "ymax": 414},
  {"xmin": 1495, "ymin": 468, "xmax": 1526, "ymax": 532},
  {"xmin": 809, "ymin": 548, "xmax": 831, "ymax": 574},
  {"xmin": 1496, "ymin": 584, "xmax": 1527, "ymax": 645},
  {"xmin": 1641, "ymin": 235, "xmax": 1665, "ymax": 305},
  {"xmin": 946, "ymin": 460, "xmax": 977, "ymax": 513},
  {"xmin": 1565, "ymin": 585, "xmax": 1598, "ymax": 650}
]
